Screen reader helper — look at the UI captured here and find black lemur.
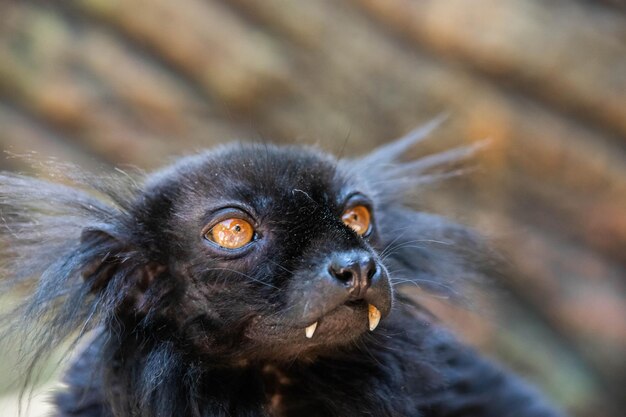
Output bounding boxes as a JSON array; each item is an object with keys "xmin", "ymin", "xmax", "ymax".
[{"xmin": 0, "ymin": 118, "xmax": 566, "ymax": 416}]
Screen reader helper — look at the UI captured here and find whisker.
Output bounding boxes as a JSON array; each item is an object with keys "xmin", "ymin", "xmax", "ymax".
[
  {"xmin": 202, "ymin": 268, "xmax": 279, "ymax": 290},
  {"xmin": 266, "ymin": 259, "xmax": 295, "ymax": 274}
]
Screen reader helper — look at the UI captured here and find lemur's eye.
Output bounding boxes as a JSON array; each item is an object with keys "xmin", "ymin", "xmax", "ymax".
[
  {"xmin": 206, "ymin": 218, "xmax": 254, "ymax": 249},
  {"xmin": 341, "ymin": 205, "xmax": 371, "ymax": 236}
]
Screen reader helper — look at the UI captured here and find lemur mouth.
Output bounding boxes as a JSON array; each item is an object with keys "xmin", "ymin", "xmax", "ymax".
[{"xmin": 303, "ymin": 300, "xmax": 381, "ymax": 339}]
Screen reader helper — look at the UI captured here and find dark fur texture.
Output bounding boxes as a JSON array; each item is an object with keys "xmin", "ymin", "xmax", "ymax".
[{"xmin": 0, "ymin": 119, "xmax": 566, "ymax": 416}]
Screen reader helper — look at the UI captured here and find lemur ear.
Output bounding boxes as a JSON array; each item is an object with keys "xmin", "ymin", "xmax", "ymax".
[
  {"xmin": 79, "ymin": 225, "xmax": 167, "ymax": 313},
  {"xmin": 0, "ymin": 166, "xmax": 169, "ymax": 393},
  {"xmin": 79, "ymin": 226, "xmax": 130, "ymax": 292},
  {"xmin": 0, "ymin": 164, "xmax": 166, "ymax": 319}
]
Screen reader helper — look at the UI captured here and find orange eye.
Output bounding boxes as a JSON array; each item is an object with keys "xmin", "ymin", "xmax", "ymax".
[
  {"xmin": 341, "ymin": 205, "xmax": 371, "ymax": 236},
  {"xmin": 206, "ymin": 218, "xmax": 254, "ymax": 249}
]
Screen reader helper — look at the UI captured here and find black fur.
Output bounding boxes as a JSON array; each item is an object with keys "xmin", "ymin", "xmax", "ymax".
[{"xmin": 0, "ymin": 119, "xmax": 566, "ymax": 416}]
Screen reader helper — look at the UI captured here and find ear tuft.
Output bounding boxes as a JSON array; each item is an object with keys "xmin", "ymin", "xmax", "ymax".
[
  {"xmin": 345, "ymin": 116, "xmax": 490, "ymax": 206},
  {"xmin": 358, "ymin": 112, "xmax": 449, "ymax": 166},
  {"xmin": 0, "ymin": 165, "xmax": 146, "ymax": 398}
]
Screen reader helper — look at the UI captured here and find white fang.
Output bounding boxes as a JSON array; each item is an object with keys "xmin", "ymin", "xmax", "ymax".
[
  {"xmin": 368, "ymin": 304, "xmax": 381, "ymax": 331},
  {"xmin": 305, "ymin": 322, "xmax": 318, "ymax": 338}
]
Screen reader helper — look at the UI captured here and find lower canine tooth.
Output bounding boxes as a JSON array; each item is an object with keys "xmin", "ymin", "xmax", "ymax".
[
  {"xmin": 305, "ymin": 322, "xmax": 318, "ymax": 338},
  {"xmin": 368, "ymin": 304, "xmax": 381, "ymax": 331}
]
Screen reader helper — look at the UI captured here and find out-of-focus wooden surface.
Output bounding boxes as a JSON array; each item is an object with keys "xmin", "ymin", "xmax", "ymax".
[{"xmin": 0, "ymin": 1, "xmax": 625, "ymax": 416}]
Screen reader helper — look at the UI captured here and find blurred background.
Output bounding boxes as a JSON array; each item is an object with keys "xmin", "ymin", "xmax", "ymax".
[{"xmin": 0, "ymin": 0, "xmax": 625, "ymax": 416}]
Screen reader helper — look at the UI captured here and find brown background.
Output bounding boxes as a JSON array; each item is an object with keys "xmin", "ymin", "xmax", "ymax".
[{"xmin": 0, "ymin": 1, "xmax": 625, "ymax": 416}]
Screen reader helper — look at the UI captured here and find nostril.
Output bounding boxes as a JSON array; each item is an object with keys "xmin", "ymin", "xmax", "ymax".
[
  {"xmin": 366, "ymin": 262, "xmax": 377, "ymax": 280},
  {"xmin": 329, "ymin": 266, "xmax": 354, "ymax": 284}
]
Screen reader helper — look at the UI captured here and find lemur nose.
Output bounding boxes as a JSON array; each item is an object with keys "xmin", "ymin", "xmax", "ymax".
[{"xmin": 328, "ymin": 251, "xmax": 378, "ymax": 299}]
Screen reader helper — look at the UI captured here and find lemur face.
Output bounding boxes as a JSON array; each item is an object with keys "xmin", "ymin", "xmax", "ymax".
[{"xmin": 136, "ymin": 145, "xmax": 392, "ymax": 361}]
